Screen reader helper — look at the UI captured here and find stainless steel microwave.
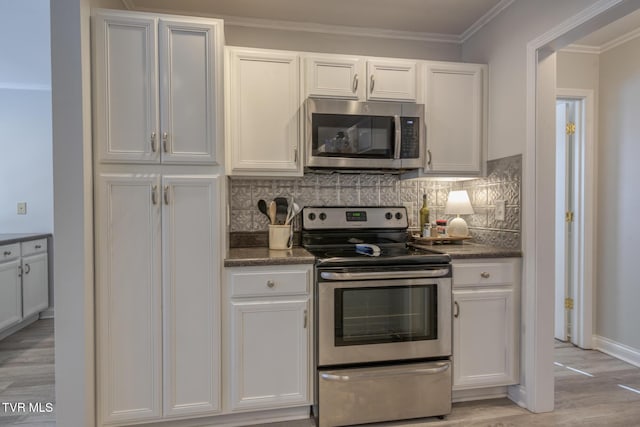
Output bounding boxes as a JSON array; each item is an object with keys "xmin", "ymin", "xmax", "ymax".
[{"xmin": 305, "ymin": 98, "xmax": 425, "ymax": 170}]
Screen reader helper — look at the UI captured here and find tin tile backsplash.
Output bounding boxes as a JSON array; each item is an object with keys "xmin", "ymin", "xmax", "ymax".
[{"xmin": 228, "ymin": 155, "xmax": 522, "ymax": 249}]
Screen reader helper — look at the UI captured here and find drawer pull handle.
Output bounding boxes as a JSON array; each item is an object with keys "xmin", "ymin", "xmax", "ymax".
[
  {"xmin": 35, "ymin": 245, "xmax": 42, "ymax": 249},
  {"xmin": 454, "ymin": 301, "xmax": 460, "ymax": 318},
  {"xmin": 3, "ymin": 251, "xmax": 11, "ymax": 256},
  {"xmin": 481, "ymin": 272, "xmax": 491, "ymax": 279},
  {"xmin": 24, "ymin": 264, "xmax": 31, "ymax": 274},
  {"xmin": 303, "ymin": 309, "xmax": 308, "ymax": 329},
  {"xmin": 266, "ymin": 280, "xmax": 275, "ymax": 288}
]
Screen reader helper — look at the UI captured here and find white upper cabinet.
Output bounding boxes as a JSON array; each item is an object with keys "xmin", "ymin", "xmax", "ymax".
[
  {"xmin": 305, "ymin": 55, "xmax": 365, "ymax": 100},
  {"xmin": 424, "ymin": 62, "xmax": 486, "ymax": 175},
  {"xmin": 226, "ymin": 47, "xmax": 302, "ymax": 176},
  {"xmin": 305, "ymin": 55, "xmax": 417, "ymax": 102},
  {"xmin": 367, "ymin": 58, "xmax": 418, "ymax": 102},
  {"xmin": 93, "ymin": 11, "xmax": 223, "ymax": 165}
]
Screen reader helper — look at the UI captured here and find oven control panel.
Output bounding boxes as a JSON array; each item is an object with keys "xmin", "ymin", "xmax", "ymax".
[{"xmin": 302, "ymin": 206, "xmax": 408, "ymax": 229}]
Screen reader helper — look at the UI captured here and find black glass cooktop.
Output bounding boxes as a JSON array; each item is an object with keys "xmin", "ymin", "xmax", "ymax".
[{"xmin": 305, "ymin": 244, "xmax": 450, "ymax": 267}]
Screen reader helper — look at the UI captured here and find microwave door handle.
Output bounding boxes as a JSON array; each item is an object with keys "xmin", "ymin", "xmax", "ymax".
[{"xmin": 393, "ymin": 115, "xmax": 401, "ymax": 159}]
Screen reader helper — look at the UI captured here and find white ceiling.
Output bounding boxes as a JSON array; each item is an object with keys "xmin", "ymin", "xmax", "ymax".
[{"xmin": 128, "ymin": 0, "xmax": 509, "ymax": 42}]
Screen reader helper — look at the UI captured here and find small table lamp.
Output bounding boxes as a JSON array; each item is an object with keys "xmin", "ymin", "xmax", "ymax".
[{"xmin": 444, "ymin": 190, "xmax": 474, "ymax": 237}]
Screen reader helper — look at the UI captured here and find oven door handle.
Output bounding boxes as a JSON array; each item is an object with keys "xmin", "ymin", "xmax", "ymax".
[
  {"xmin": 321, "ymin": 363, "xmax": 450, "ymax": 382},
  {"xmin": 320, "ymin": 269, "xmax": 449, "ymax": 281}
]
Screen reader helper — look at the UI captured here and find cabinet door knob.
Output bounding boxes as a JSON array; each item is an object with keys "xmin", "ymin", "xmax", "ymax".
[
  {"xmin": 303, "ymin": 309, "xmax": 308, "ymax": 329},
  {"xmin": 266, "ymin": 280, "xmax": 275, "ymax": 288},
  {"xmin": 150, "ymin": 132, "xmax": 157, "ymax": 152},
  {"xmin": 163, "ymin": 186, "xmax": 170, "ymax": 205},
  {"xmin": 454, "ymin": 301, "xmax": 460, "ymax": 318},
  {"xmin": 370, "ymin": 74, "xmax": 375, "ymax": 93},
  {"xmin": 353, "ymin": 73, "xmax": 359, "ymax": 93},
  {"xmin": 481, "ymin": 272, "xmax": 490, "ymax": 279},
  {"xmin": 24, "ymin": 264, "xmax": 31, "ymax": 274}
]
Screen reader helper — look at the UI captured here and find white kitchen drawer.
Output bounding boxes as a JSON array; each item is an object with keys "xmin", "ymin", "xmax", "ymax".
[
  {"xmin": 0, "ymin": 243, "xmax": 20, "ymax": 262},
  {"xmin": 21, "ymin": 239, "xmax": 47, "ymax": 257},
  {"xmin": 453, "ymin": 261, "xmax": 515, "ymax": 287},
  {"xmin": 229, "ymin": 268, "xmax": 310, "ymax": 298}
]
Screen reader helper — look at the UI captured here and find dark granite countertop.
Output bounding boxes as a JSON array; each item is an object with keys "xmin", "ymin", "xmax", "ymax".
[
  {"xmin": 409, "ymin": 242, "xmax": 522, "ymax": 259},
  {"xmin": 225, "ymin": 247, "xmax": 315, "ymax": 267},
  {"xmin": 0, "ymin": 233, "xmax": 51, "ymax": 246}
]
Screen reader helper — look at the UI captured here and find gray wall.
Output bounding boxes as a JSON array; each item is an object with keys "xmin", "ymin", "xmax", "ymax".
[
  {"xmin": 461, "ymin": 0, "xmax": 600, "ymax": 160},
  {"xmin": 597, "ymin": 36, "xmax": 640, "ymax": 350},
  {"xmin": 0, "ymin": 0, "xmax": 53, "ymax": 233},
  {"xmin": 224, "ymin": 25, "xmax": 461, "ymax": 61}
]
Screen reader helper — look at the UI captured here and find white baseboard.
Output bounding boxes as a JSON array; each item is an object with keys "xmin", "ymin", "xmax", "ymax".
[
  {"xmin": 507, "ymin": 384, "xmax": 527, "ymax": 409},
  {"xmin": 39, "ymin": 308, "xmax": 55, "ymax": 319},
  {"xmin": 452, "ymin": 386, "xmax": 507, "ymax": 403},
  {"xmin": 593, "ymin": 335, "xmax": 640, "ymax": 368}
]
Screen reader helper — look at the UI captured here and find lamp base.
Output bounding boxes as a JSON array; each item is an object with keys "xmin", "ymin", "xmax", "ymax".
[{"xmin": 448, "ymin": 217, "xmax": 469, "ymax": 237}]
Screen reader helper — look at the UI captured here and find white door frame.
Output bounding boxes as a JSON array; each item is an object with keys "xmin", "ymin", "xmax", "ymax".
[
  {"xmin": 519, "ymin": 0, "xmax": 638, "ymax": 413},
  {"xmin": 556, "ymin": 89, "xmax": 596, "ymax": 350}
]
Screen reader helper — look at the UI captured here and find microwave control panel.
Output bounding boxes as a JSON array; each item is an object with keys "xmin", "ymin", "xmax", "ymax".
[{"xmin": 400, "ymin": 116, "xmax": 420, "ymax": 159}]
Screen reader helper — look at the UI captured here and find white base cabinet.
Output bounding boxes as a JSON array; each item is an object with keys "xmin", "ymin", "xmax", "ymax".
[
  {"xmin": 96, "ymin": 173, "xmax": 222, "ymax": 425},
  {"xmin": 0, "ymin": 246, "xmax": 21, "ymax": 331},
  {"xmin": 226, "ymin": 265, "xmax": 312, "ymax": 412},
  {"xmin": 452, "ymin": 258, "xmax": 520, "ymax": 391},
  {"xmin": 0, "ymin": 239, "xmax": 49, "ymax": 335}
]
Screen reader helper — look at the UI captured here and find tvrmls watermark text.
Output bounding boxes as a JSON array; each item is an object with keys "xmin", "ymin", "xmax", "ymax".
[{"xmin": 1, "ymin": 402, "xmax": 54, "ymax": 414}]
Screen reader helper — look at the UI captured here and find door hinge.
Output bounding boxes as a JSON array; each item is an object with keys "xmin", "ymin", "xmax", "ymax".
[
  {"xmin": 565, "ymin": 211, "xmax": 574, "ymax": 222},
  {"xmin": 566, "ymin": 122, "xmax": 576, "ymax": 135},
  {"xmin": 565, "ymin": 297, "xmax": 574, "ymax": 310}
]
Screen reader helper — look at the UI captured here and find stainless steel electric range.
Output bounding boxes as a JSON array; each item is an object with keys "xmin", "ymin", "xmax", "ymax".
[{"xmin": 302, "ymin": 206, "xmax": 453, "ymax": 427}]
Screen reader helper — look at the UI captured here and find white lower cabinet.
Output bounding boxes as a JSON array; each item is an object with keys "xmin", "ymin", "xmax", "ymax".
[
  {"xmin": 96, "ymin": 173, "xmax": 221, "ymax": 425},
  {"xmin": 0, "ymin": 239, "xmax": 49, "ymax": 335},
  {"xmin": 452, "ymin": 259, "xmax": 520, "ymax": 391},
  {"xmin": 226, "ymin": 265, "xmax": 312, "ymax": 412},
  {"xmin": 0, "ymin": 246, "xmax": 21, "ymax": 331}
]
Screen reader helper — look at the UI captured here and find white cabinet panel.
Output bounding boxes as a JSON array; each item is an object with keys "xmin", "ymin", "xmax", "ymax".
[
  {"xmin": 0, "ymin": 259, "xmax": 22, "ymax": 330},
  {"xmin": 305, "ymin": 55, "xmax": 364, "ymax": 99},
  {"xmin": 162, "ymin": 175, "xmax": 221, "ymax": 416},
  {"xmin": 94, "ymin": 14, "xmax": 159, "ymax": 164},
  {"xmin": 21, "ymin": 253, "xmax": 48, "ymax": 319},
  {"xmin": 367, "ymin": 59, "xmax": 417, "ymax": 102},
  {"xmin": 96, "ymin": 173, "xmax": 162, "ymax": 424},
  {"xmin": 226, "ymin": 48, "xmax": 302, "ymax": 176},
  {"xmin": 425, "ymin": 62, "xmax": 485, "ymax": 174},
  {"xmin": 159, "ymin": 19, "xmax": 222, "ymax": 164},
  {"xmin": 453, "ymin": 288, "xmax": 516, "ymax": 389},
  {"xmin": 94, "ymin": 11, "xmax": 223, "ymax": 165},
  {"xmin": 230, "ymin": 299, "xmax": 310, "ymax": 410}
]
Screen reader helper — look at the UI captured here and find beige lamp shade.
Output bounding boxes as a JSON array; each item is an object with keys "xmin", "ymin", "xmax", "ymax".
[{"xmin": 444, "ymin": 190, "xmax": 474, "ymax": 237}]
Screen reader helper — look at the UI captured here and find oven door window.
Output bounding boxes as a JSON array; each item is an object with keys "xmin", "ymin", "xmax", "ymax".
[
  {"xmin": 334, "ymin": 285, "xmax": 437, "ymax": 346},
  {"xmin": 312, "ymin": 113, "xmax": 394, "ymax": 158}
]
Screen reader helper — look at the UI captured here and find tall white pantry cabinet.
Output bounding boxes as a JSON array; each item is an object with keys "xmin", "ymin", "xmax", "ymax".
[{"xmin": 92, "ymin": 9, "xmax": 224, "ymax": 426}]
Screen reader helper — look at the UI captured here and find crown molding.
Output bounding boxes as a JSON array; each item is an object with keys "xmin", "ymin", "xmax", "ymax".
[
  {"xmin": 130, "ymin": 1, "xmax": 518, "ymax": 45},
  {"xmin": 461, "ymin": 0, "xmax": 515, "ymax": 43},
  {"xmin": 600, "ymin": 25, "xmax": 640, "ymax": 52},
  {"xmin": 560, "ymin": 44, "xmax": 601, "ymax": 54},
  {"xmin": 224, "ymin": 15, "xmax": 461, "ymax": 43},
  {"xmin": 0, "ymin": 82, "xmax": 51, "ymax": 91}
]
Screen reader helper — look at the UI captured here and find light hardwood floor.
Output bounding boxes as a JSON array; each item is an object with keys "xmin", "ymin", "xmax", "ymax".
[
  {"xmin": 1, "ymin": 321, "xmax": 639, "ymax": 426},
  {"xmin": 0, "ymin": 319, "xmax": 55, "ymax": 426}
]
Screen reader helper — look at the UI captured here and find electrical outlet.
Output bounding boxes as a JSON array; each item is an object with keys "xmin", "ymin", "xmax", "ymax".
[
  {"xmin": 495, "ymin": 200, "xmax": 506, "ymax": 221},
  {"xmin": 17, "ymin": 202, "xmax": 27, "ymax": 215}
]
